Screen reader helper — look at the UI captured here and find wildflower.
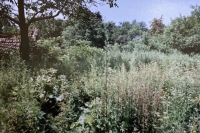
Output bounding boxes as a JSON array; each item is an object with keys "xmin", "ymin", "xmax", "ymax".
[
  {"xmin": 195, "ymin": 97, "xmax": 198, "ymax": 101},
  {"xmin": 192, "ymin": 130, "xmax": 196, "ymax": 133}
]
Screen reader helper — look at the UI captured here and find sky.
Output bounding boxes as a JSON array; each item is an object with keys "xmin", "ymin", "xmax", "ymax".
[{"xmin": 90, "ymin": 0, "xmax": 200, "ymax": 27}]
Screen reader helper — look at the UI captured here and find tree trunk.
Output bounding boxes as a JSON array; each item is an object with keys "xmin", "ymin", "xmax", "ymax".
[
  {"xmin": 19, "ymin": 24, "xmax": 29, "ymax": 61},
  {"xmin": 18, "ymin": 0, "xmax": 30, "ymax": 61}
]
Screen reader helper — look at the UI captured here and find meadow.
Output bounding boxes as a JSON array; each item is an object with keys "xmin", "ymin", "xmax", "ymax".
[{"xmin": 1, "ymin": 41, "xmax": 200, "ymax": 132}]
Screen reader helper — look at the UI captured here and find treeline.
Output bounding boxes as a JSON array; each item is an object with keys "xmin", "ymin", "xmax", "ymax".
[
  {"xmin": 29, "ymin": 12, "xmax": 147, "ymax": 48},
  {"xmin": 1, "ymin": 5, "xmax": 200, "ymax": 55},
  {"xmin": 22, "ymin": 5, "xmax": 200, "ymax": 55}
]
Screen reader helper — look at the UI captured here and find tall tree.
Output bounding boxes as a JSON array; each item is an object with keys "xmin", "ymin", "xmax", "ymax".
[
  {"xmin": 0, "ymin": 0, "xmax": 117, "ymax": 60},
  {"xmin": 106, "ymin": 20, "xmax": 147, "ymax": 45},
  {"xmin": 150, "ymin": 16, "xmax": 165, "ymax": 35},
  {"xmin": 104, "ymin": 21, "xmax": 116, "ymax": 44},
  {"xmin": 62, "ymin": 11, "xmax": 106, "ymax": 48},
  {"xmin": 33, "ymin": 18, "xmax": 66, "ymax": 39}
]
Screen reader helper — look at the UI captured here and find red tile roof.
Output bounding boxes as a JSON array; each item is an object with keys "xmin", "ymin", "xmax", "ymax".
[{"xmin": 0, "ymin": 28, "xmax": 38, "ymax": 51}]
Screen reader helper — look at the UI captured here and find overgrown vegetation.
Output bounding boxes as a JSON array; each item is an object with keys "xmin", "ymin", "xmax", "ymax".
[{"xmin": 1, "ymin": 4, "xmax": 200, "ymax": 133}]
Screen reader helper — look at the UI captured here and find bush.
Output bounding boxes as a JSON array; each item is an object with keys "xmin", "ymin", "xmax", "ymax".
[
  {"xmin": 0, "ymin": 55, "xmax": 69, "ymax": 132},
  {"xmin": 148, "ymin": 34, "xmax": 176, "ymax": 54},
  {"xmin": 30, "ymin": 37, "xmax": 64, "ymax": 63},
  {"xmin": 59, "ymin": 44, "xmax": 105, "ymax": 78}
]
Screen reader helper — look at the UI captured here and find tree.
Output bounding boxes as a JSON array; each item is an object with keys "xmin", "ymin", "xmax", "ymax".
[
  {"xmin": 62, "ymin": 11, "xmax": 106, "ymax": 48},
  {"xmin": 106, "ymin": 20, "xmax": 147, "ymax": 45},
  {"xmin": 33, "ymin": 18, "xmax": 66, "ymax": 39},
  {"xmin": 150, "ymin": 16, "xmax": 165, "ymax": 35},
  {"xmin": 0, "ymin": 0, "xmax": 117, "ymax": 60},
  {"xmin": 145, "ymin": 6, "xmax": 200, "ymax": 54},
  {"xmin": 191, "ymin": 5, "xmax": 200, "ymax": 20},
  {"xmin": 165, "ymin": 6, "xmax": 200, "ymax": 54},
  {"xmin": 104, "ymin": 21, "xmax": 117, "ymax": 44}
]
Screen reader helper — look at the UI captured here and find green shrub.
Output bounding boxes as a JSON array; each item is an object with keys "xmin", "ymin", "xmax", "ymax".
[
  {"xmin": 148, "ymin": 34, "xmax": 175, "ymax": 54},
  {"xmin": 52, "ymin": 44, "xmax": 105, "ymax": 79},
  {"xmin": 0, "ymin": 56, "xmax": 69, "ymax": 132},
  {"xmin": 30, "ymin": 37, "xmax": 64, "ymax": 63},
  {"xmin": 0, "ymin": 56, "xmax": 41, "ymax": 132}
]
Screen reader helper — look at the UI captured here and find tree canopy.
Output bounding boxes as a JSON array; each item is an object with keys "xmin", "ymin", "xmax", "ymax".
[
  {"xmin": 33, "ymin": 18, "xmax": 66, "ymax": 39},
  {"xmin": 150, "ymin": 16, "xmax": 165, "ymax": 35},
  {"xmin": 62, "ymin": 11, "xmax": 106, "ymax": 48}
]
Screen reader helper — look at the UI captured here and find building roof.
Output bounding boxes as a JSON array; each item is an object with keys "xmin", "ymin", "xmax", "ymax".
[{"xmin": 0, "ymin": 28, "xmax": 38, "ymax": 51}]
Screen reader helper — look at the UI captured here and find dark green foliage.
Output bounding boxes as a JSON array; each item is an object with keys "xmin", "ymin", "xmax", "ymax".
[
  {"xmin": 0, "ymin": 18, "xmax": 18, "ymax": 34},
  {"xmin": 62, "ymin": 11, "xmax": 106, "ymax": 48},
  {"xmin": 104, "ymin": 21, "xmax": 116, "ymax": 44},
  {"xmin": 65, "ymin": 44, "xmax": 105, "ymax": 76},
  {"xmin": 33, "ymin": 19, "xmax": 67, "ymax": 39},
  {"xmin": 29, "ymin": 37, "xmax": 64, "ymax": 70},
  {"xmin": 29, "ymin": 38, "xmax": 105, "ymax": 78},
  {"xmin": 0, "ymin": 58, "xmax": 71, "ymax": 132},
  {"xmin": 105, "ymin": 20, "xmax": 147, "ymax": 45},
  {"xmin": 0, "ymin": 56, "xmax": 40, "ymax": 132}
]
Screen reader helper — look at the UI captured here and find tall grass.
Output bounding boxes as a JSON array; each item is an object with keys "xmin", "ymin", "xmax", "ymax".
[
  {"xmin": 1, "ymin": 44, "xmax": 200, "ymax": 132},
  {"xmin": 67, "ymin": 46, "xmax": 200, "ymax": 132}
]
